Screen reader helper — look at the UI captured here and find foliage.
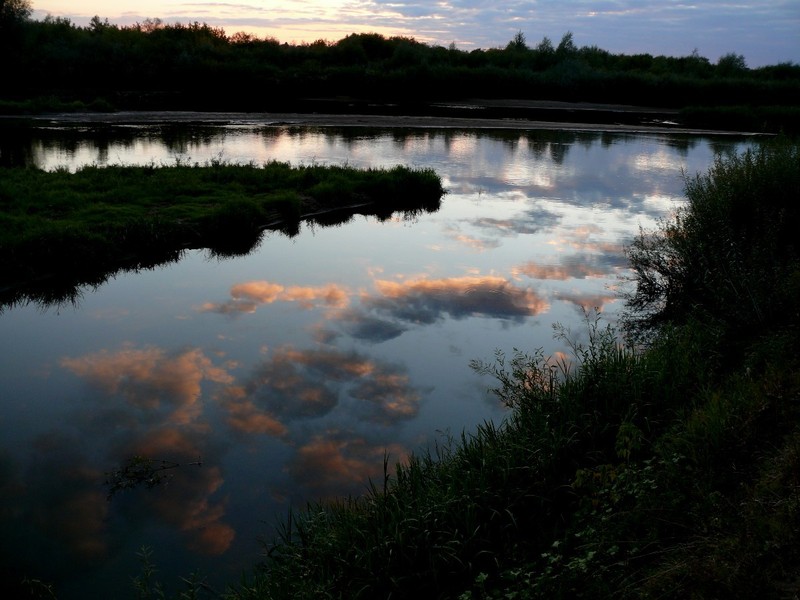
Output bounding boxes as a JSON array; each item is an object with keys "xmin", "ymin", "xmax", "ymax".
[
  {"xmin": 624, "ymin": 138, "xmax": 800, "ymax": 352},
  {"xmin": 0, "ymin": 0, "xmax": 31, "ymax": 23},
  {"xmin": 506, "ymin": 31, "xmax": 527, "ymax": 52},
  {"xmin": 0, "ymin": 0, "xmax": 31, "ymax": 52},
  {"xmin": 717, "ymin": 52, "xmax": 748, "ymax": 75}
]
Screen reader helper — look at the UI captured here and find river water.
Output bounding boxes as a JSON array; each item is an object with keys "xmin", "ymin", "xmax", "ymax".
[{"xmin": 0, "ymin": 119, "xmax": 753, "ymax": 598}]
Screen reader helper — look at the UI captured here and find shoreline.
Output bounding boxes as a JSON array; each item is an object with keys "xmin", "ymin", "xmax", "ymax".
[{"xmin": 3, "ymin": 99, "xmax": 769, "ymax": 136}]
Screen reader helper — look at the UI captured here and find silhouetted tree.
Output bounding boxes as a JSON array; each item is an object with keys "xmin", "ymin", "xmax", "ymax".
[
  {"xmin": 556, "ymin": 31, "xmax": 576, "ymax": 56},
  {"xmin": 1, "ymin": 0, "xmax": 32, "ymax": 77},
  {"xmin": 0, "ymin": 0, "xmax": 31, "ymax": 23},
  {"xmin": 536, "ymin": 36, "xmax": 555, "ymax": 55},
  {"xmin": 717, "ymin": 52, "xmax": 747, "ymax": 76},
  {"xmin": 507, "ymin": 30, "xmax": 527, "ymax": 51},
  {"xmin": 0, "ymin": 0, "xmax": 31, "ymax": 41}
]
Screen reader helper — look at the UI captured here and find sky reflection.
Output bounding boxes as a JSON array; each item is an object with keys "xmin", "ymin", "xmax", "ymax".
[{"xmin": 0, "ymin": 123, "xmax": 755, "ymax": 598}]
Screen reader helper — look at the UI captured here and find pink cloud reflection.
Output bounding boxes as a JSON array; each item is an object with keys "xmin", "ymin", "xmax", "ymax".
[{"xmin": 199, "ymin": 280, "xmax": 349, "ymax": 315}]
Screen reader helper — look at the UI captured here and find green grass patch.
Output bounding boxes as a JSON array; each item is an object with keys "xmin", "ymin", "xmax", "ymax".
[{"xmin": 0, "ymin": 161, "xmax": 444, "ymax": 307}]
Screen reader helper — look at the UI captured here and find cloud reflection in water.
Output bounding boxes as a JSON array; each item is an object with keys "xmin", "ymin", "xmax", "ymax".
[
  {"xmin": 288, "ymin": 434, "xmax": 409, "ymax": 500},
  {"xmin": 60, "ymin": 345, "xmax": 234, "ymax": 426},
  {"xmin": 236, "ymin": 346, "xmax": 423, "ymax": 425},
  {"xmin": 0, "ymin": 125, "xmax": 754, "ymax": 597},
  {"xmin": 199, "ymin": 281, "xmax": 350, "ymax": 315},
  {"xmin": 365, "ymin": 275, "xmax": 549, "ymax": 324}
]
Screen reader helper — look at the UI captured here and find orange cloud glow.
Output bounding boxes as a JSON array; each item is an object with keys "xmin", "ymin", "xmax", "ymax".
[
  {"xmin": 60, "ymin": 345, "xmax": 234, "ymax": 426},
  {"xmin": 130, "ymin": 428, "xmax": 235, "ymax": 556},
  {"xmin": 16, "ymin": 434, "xmax": 111, "ymax": 564},
  {"xmin": 350, "ymin": 371, "xmax": 421, "ymax": 424},
  {"xmin": 287, "ymin": 435, "xmax": 408, "ymax": 499},
  {"xmin": 221, "ymin": 386, "xmax": 288, "ymax": 436},
  {"xmin": 42, "ymin": 465, "xmax": 110, "ymax": 561},
  {"xmin": 282, "ymin": 285, "xmax": 349, "ymax": 309},
  {"xmin": 231, "ymin": 280, "xmax": 284, "ymax": 303},
  {"xmin": 200, "ymin": 280, "xmax": 350, "ymax": 315},
  {"xmin": 557, "ymin": 293, "xmax": 620, "ymax": 312},
  {"xmin": 513, "ymin": 261, "xmax": 606, "ymax": 280},
  {"xmin": 280, "ymin": 347, "xmax": 376, "ymax": 379},
  {"xmin": 59, "ymin": 487, "xmax": 109, "ymax": 559}
]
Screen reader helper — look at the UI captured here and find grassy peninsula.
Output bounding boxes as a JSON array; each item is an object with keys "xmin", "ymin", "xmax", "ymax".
[
  {"xmin": 0, "ymin": 162, "xmax": 444, "ymax": 308},
  {"xmin": 195, "ymin": 140, "xmax": 798, "ymax": 599}
]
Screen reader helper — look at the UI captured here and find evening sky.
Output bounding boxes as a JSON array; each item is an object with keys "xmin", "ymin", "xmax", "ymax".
[{"xmin": 32, "ymin": 1, "xmax": 800, "ymax": 68}]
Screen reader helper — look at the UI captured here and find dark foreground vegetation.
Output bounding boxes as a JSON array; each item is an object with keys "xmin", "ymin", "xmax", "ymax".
[
  {"xmin": 1, "ymin": 1, "xmax": 799, "ymax": 133},
  {"xmin": 181, "ymin": 139, "xmax": 797, "ymax": 600},
  {"xmin": 0, "ymin": 161, "xmax": 444, "ymax": 310}
]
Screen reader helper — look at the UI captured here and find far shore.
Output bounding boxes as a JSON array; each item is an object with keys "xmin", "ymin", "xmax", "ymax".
[{"xmin": 2, "ymin": 99, "xmax": 769, "ymax": 136}]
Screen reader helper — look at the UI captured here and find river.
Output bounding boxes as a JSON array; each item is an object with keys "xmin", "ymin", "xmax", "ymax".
[{"xmin": 0, "ymin": 117, "xmax": 754, "ymax": 598}]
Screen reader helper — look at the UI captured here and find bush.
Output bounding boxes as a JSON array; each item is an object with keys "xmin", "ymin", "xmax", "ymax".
[{"xmin": 624, "ymin": 139, "xmax": 800, "ymax": 356}]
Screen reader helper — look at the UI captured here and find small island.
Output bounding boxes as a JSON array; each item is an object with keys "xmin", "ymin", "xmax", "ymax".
[{"xmin": 0, "ymin": 162, "xmax": 445, "ymax": 308}]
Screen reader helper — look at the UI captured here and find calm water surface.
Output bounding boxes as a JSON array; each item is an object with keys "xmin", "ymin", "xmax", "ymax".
[{"xmin": 0, "ymin": 120, "xmax": 753, "ymax": 597}]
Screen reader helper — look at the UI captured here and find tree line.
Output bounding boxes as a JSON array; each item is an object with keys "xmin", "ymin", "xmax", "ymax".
[{"xmin": 2, "ymin": 5, "xmax": 799, "ymax": 119}]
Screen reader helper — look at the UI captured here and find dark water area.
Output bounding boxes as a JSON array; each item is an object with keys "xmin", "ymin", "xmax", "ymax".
[{"xmin": 0, "ymin": 118, "xmax": 754, "ymax": 598}]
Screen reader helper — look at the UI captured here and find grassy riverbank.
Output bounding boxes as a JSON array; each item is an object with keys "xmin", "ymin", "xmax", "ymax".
[
  {"xmin": 0, "ymin": 161, "xmax": 444, "ymax": 307},
  {"xmin": 204, "ymin": 140, "xmax": 798, "ymax": 599}
]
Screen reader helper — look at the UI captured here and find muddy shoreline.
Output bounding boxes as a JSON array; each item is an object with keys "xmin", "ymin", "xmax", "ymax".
[{"xmin": 8, "ymin": 99, "xmax": 766, "ymax": 136}]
